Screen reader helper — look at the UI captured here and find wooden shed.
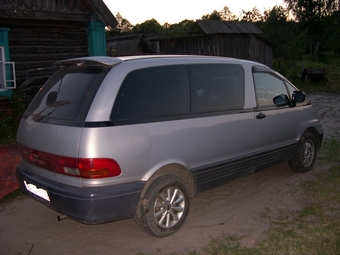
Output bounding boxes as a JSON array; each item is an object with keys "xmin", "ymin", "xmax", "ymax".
[
  {"xmin": 106, "ymin": 34, "xmax": 157, "ymax": 56},
  {"xmin": 0, "ymin": 0, "xmax": 117, "ymax": 98},
  {"xmin": 157, "ymin": 20, "xmax": 272, "ymax": 67}
]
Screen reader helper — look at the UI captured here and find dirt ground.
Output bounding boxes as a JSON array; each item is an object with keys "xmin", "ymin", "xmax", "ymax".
[{"xmin": 0, "ymin": 93, "xmax": 339, "ymax": 255}]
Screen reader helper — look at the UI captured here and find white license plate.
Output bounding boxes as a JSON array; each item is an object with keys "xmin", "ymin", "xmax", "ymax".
[{"xmin": 24, "ymin": 181, "xmax": 50, "ymax": 201}]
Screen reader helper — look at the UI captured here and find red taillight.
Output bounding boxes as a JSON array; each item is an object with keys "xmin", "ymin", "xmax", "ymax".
[{"xmin": 18, "ymin": 144, "xmax": 121, "ymax": 179}]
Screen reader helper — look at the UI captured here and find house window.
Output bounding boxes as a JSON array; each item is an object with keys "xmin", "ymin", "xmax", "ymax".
[{"xmin": 0, "ymin": 46, "xmax": 16, "ymax": 91}]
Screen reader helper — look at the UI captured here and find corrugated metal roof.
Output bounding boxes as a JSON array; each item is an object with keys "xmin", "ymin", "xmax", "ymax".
[
  {"xmin": 107, "ymin": 37, "xmax": 141, "ymax": 53},
  {"xmin": 225, "ymin": 22, "xmax": 262, "ymax": 34},
  {"xmin": 195, "ymin": 20, "xmax": 262, "ymax": 35},
  {"xmin": 106, "ymin": 34, "xmax": 155, "ymax": 54}
]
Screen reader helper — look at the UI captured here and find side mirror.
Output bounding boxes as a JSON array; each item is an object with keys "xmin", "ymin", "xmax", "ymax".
[
  {"xmin": 292, "ymin": 91, "xmax": 305, "ymax": 103},
  {"xmin": 273, "ymin": 94, "xmax": 289, "ymax": 107}
]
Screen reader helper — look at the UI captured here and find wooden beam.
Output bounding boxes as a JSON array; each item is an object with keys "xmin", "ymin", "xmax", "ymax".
[{"xmin": 0, "ymin": 9, "xmax": 90, "ymax": 22}]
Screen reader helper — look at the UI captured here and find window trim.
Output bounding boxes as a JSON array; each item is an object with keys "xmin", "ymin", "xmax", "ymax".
[{"xmin": 252, "ymin": 66, "xmax": 292, "ymax": 108}]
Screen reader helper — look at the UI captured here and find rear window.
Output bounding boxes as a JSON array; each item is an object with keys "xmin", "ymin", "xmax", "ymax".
[{"xmin": 25, "ymin": 65, "xmax": 109, "ymax": 122}]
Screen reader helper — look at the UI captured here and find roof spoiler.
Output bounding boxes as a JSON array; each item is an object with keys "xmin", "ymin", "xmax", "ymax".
[{"xmin": 54, "ymin": 57, "xmax": 123, "ymax": 67}]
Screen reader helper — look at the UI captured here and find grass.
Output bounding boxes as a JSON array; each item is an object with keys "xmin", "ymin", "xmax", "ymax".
[
  {"xmin": 258, "ymin": 164, "xmax": 340, "ymax": 255},
  {"xmin": 273, "ymin": 53, "xmax": 340, "ymax": 94},
  {"xmin": 319, "ymin": 137, "xmax": 340, "ymax": 163}
]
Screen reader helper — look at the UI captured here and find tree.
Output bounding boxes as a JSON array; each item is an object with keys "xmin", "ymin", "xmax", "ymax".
[
  {"xmin": 165, "ymin": 19, "xmax": 195, "ymax": 38},
  {"xmin": 285, "ymin": 0, "xmax": 340, "ymax": 22},
  {"xmin": 284, "ymin": 0, "xmax": 340, "ymax": 56},
  {"xmin": 132, "ymin": 18, "xmax": 164, "ymax": 34},
  {"xmin": 260, "ymin": 6, "xmax": 305, "ymax": 65},
  {"xmin": 116, "ymin": 12, "xmax": 134, "ymax": 32},
  {"xmin": 240, "ymin": 7, "xmax": 263, "ymax": 22},
  {"xmin": 220, "ymin": 6, "xmax": 238, "ymax": 21},
  {"xmin": 201, "ymin": 10, "xmax": 222, "ymax": 20},
  {"xmin": 106, "ymin": 12, "xmax": 133, "ymax": 37}
]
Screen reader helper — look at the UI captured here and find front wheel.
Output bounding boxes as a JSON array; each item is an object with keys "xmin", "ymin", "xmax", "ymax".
[
  {"xmin": 134, "ymin": 175, "xmax": 191, "ymax": 237},
  {"xmin": 289, "ymin": 132, "xmax": 317, "ymax": 173}
]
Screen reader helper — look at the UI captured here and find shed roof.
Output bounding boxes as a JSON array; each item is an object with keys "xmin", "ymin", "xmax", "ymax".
[
  {"xmin": 0, "ymin": 0, "xmax": 117, "ymax": 27},
  {"xmin": 194, "ymin": 20, "xmax": 262, "ymax": 35},
  {"xmin": 107, "ymin": 34, "xmax": 155, "ymax": 55}
]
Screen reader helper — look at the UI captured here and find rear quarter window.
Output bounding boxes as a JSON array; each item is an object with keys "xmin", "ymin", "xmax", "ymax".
[{"xmin": 112, "ymin": 65, "xmax": 190, "ymax": 121}]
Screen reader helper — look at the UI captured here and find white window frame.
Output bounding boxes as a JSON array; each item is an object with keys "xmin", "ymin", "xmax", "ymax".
[{"xmin": 0, "ymin": 46, "xmax": 16, "ymax": 91}]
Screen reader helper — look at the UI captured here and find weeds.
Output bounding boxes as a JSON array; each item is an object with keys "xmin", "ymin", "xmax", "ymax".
[
  {"xmin": 273, "ymin": 53, "xmax": 340, "ymax": 94},
  {"xmin": 0, "ymin": 93, "xmax": 29, "ymax": 144},
  {"xmin": 319, "ymin": 137, "xmax": 340, "ymax": 163}
]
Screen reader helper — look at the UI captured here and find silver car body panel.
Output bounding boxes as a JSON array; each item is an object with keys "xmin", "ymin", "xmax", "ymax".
[{"xmin": 79, "ymin": 111, "xmax": 256, "ymax": 187}]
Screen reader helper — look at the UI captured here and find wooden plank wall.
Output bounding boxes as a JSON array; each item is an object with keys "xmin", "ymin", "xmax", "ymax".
[
  {"xmin": 0, "ymin": 19, "xmax": 88, "ymax": 93},
  {"xmin": 0, "ymin": 0, "xmax": 87, "ymax": 13},
  {"xmin": 158, "ymin": 35, "xmax": 272, "ymax": 67}
]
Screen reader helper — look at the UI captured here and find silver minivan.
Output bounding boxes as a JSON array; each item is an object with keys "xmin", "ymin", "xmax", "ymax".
[{"xmin": 16, "ymin": 55, "xmax": 323, "ymax": 237}]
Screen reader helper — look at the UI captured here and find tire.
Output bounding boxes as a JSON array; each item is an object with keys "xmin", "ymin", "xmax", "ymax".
[
  {"xmin": 134, "ymin": 175, "xmax": 190, "ymax": 237},
  {"xmin": 289, "ymin": 132, "xmax": 317, "ymax": 173}
]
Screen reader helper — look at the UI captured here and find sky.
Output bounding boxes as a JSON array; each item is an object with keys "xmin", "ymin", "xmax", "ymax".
[{"xmin": 103, "ymin": 0, "xmax": 286, "ymax": 25}]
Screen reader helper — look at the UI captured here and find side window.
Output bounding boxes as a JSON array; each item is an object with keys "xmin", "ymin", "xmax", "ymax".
[
  {"xmin": 190, "ymin": 64, "xmax": 244, "ymax": 113},
  {"xmin": 253, "ymin": 72, "xmax": 289, "ymax": 107},
  {"xmin": 112, "ymin": 65, "xmax": 189, "ymax": 121}
]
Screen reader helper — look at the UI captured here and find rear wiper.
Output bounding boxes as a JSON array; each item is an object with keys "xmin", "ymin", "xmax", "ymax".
[{"xmin": 33, "ymin": 100, "xmax": 75, "ymax": 121}]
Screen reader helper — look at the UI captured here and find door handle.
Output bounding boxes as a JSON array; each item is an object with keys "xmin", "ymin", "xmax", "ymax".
[{"xmin": 256, "ymin": 113, "xmax": 266, "ymax": 119}]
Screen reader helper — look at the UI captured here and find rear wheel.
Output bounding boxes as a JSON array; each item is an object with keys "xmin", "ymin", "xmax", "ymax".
[
  {"xmin": 134, "ymin": 175, "xmax": 190, "ymax": 237},
  {"xmin": 289, "ymin": 132, "xmax": 317, "ymax": 173}
]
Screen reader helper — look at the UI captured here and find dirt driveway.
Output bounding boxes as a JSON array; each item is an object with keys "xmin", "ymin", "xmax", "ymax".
[{"xmin": 0, "ymin": 93, "xmax": 339, "ymax": 255}]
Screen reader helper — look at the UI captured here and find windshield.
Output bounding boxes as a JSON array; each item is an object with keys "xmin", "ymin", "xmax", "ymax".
[{"xmin": 25, "ymin": 65, "xmax": 110, "ymax": 122}]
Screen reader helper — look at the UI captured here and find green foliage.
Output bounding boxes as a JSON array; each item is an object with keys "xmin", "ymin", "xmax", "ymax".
[
  {"xmin": 0, "ymin": 189, "xmax": 23, "ymax": 204},
  {"xmin": 165, "ymin": 20, "xmax": 195, "ymax": 38},
  {"xmin": 199, "ymin": 236, "xmax": 261, "ymax": 255},
  {"xmin": 219, "ymin": 6, "xmax": 238, "ymax": 21},
  {"xmin": 284, "ymin": 0, "xmax": 340, "ymax": 56},
  {"xmin": 258, "ymin": 7, "xmax": 306, "ymax": 62},
  {"xmin": 0, "ymin": 93, "xmax": 28, "ymax": 144},
  {"xmin": 272, "ymin": 52, "xmax": 340, "ymax": 94},
  {"xmin": 201, "ymin": 10, "xmax": 222, "ymax": 20},
  {"xmin": 132, "ymin": 19, "xmax": 164, "ymax": 34},
  {"xmin": 320, "ymin": 137, "xmax": 340, "ymax": 163},
  {"xmin": 106, "ymin": 12, "xmax": 134, "ymax": 37},
  {"xmin": 240, "ymin": 7, "xmax": 263, "ymax": 22}
]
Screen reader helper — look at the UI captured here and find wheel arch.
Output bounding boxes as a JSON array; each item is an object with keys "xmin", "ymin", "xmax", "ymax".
[
  {"xmin": 303, "ymin": 127, "xmax": 323, "ymax": 149},
  {"xmin": 141, "ymin": 164, "xmax": 195, "ymax": 198}
]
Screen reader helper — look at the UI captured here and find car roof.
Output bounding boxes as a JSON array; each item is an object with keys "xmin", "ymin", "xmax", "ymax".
[{"xmin": 55, "ymin": 55, "xmax": 262, "ymax": 67}]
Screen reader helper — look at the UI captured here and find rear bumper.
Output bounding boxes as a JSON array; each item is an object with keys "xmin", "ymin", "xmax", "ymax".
[{"xmin": 16, "ymin": 164, "xmax": 145, "ymax": 224}]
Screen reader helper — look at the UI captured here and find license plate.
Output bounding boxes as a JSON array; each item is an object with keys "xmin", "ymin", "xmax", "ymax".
[{"xmin": 24, "ymin": 181, "xmax": 50, "ymax": 201}]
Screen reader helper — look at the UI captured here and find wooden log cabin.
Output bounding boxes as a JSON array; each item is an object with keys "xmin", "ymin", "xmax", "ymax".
[{"xmin": 0, "ymin": 0, "xmax": 117, "ymax": 98}]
